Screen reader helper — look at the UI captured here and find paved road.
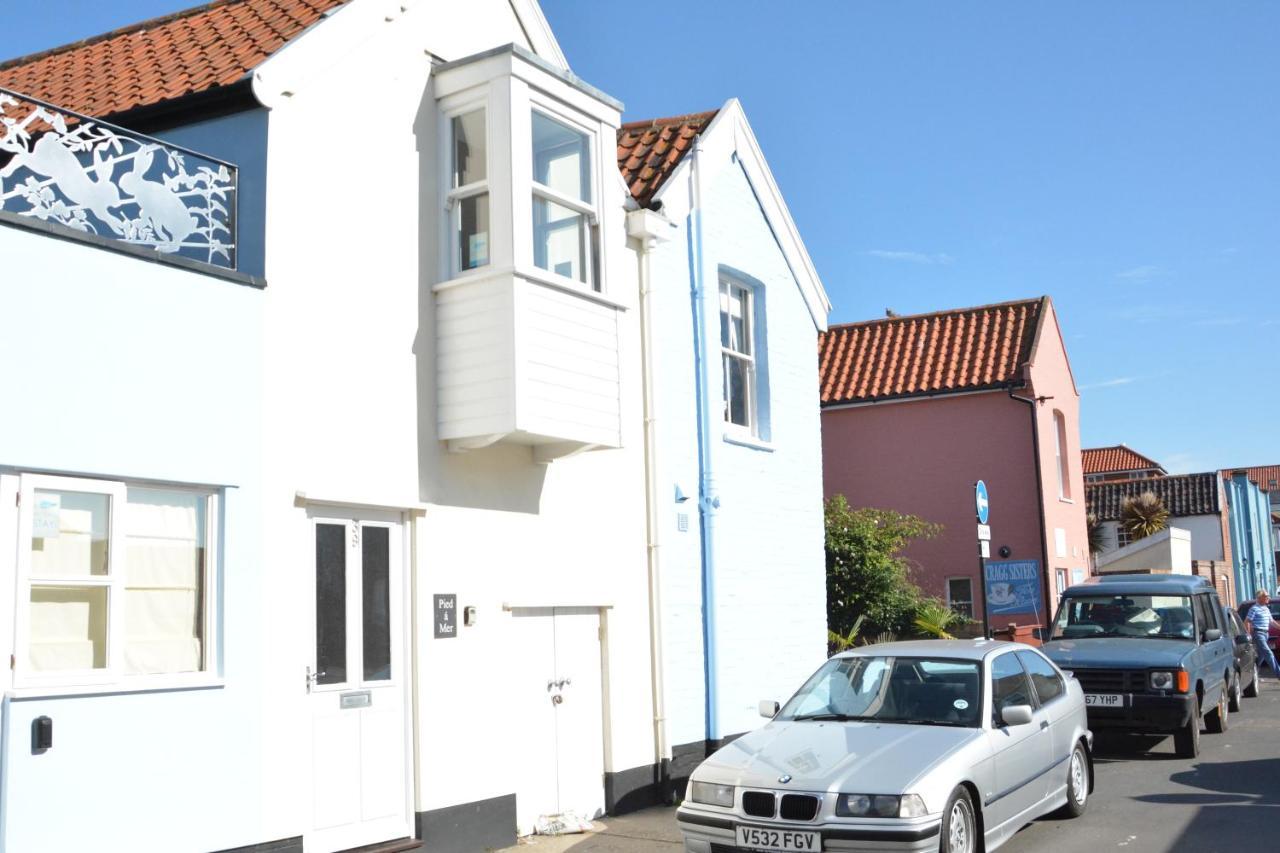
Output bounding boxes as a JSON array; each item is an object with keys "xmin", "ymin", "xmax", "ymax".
[{"xmin": 509, "ymin": 681, "xmax": 1280, "ymax": 853}]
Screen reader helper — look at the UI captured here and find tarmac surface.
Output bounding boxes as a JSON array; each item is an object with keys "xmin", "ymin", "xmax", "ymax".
[{"xmin": 504, "ymin": 677, "xmax": 1280, "ymax": 853}]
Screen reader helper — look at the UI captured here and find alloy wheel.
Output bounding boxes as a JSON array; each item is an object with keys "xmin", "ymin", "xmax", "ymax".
[
  {"xmin": 1070, "ymin": 749, "xmax": 1088, "ymax": 806},
  {"xmin": 948, "ymin": 797, "xmax": 974, "ymax": 853}
]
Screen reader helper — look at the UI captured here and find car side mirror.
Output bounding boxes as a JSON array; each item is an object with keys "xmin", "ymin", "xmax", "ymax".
[
  {"xmin": 1001, "ymin": 705, "xmax": 1034, "ymax": 727},
  {"xmin": 759, "ymin": 700, "xmax": 779, "ymax": 719},
  {"xmin": 1203, "ymin": 628, "xmax": 1222, "ymax": 642}
]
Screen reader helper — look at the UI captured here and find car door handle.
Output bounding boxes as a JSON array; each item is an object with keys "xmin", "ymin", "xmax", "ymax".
[{"xmin": 1040, "ymin": 721, "xmax": 1049, "ymax": 730}]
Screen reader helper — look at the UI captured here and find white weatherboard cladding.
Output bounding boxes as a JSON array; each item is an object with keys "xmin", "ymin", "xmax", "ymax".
[
  {"xmin": 646, "ymin": 146, "xmax": 827, "ymax": 746},
  {"xmin": 254, "ymin": 0, "xmax": 650, "ymax": 838},
  {"xmin": 0, "ymin": 224, "xmax": 264, "ymax": 853}
]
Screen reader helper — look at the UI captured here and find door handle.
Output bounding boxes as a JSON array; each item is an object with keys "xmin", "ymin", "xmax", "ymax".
[
  {"xmin": 306, "ymin": 666, "xmax": 326, "ymax": 693},
  {"xmin": 1040, "ymin": 721, "xmax": 1049, "ymax": 730}
]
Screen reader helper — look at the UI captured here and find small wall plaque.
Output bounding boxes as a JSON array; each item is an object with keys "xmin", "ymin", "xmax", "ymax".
[{"xmin": 434, "ymin": 594, "xmax": 458, "ymax": 639}]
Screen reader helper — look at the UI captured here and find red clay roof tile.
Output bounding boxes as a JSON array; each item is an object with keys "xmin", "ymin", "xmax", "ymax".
[
  {"xmin": 1223, "ymin": 465, "xmax": 1280, "ymax": 492},
  {"xmin": 817, "ymin": 297, "xmax": 1047, "ymax": 405},
  {"xmin": 1081, "ymin": 445, "xmax": 1166, "ymax": 475},
  {"xmin": 0, "ymin": 0, "xmax": 347, "ymax": 119},
  {"xmin": 616, "ymin": 110, "xmax": 717, "ymax": 207}
]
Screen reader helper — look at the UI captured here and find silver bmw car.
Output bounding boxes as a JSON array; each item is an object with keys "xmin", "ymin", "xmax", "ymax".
[{"xmin": 677, "ymin": 639, "xmax": 1092, "ymax": 853}]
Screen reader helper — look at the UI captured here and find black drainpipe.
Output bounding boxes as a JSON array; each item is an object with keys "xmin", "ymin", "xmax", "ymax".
[{"xmin": 1008, "ymin": 387, "xmax": 1054, "ymax": 632}]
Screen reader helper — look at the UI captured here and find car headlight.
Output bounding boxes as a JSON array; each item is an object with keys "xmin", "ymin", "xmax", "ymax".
[
  {"xmin": 1150, "ymin": 671, "xmax": 1175, "ymax": 690},
  {"xmin": 689, "ymin": 781, "xmax": 735, "ymax": 808},
  {"xmin": 836, "ymin": 793, "xmax": 926, "ymax": 818}
]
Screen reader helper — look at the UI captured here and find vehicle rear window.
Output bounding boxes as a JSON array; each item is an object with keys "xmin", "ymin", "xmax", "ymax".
[{"xmin": 1017, "ymin": 650, "xmax": 1064, "ymax": 705}]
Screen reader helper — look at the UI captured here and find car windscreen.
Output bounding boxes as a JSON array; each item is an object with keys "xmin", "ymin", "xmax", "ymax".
[
  {"xmin": 776, "ymin": 655, "xmax": 981, "ymax": 727},
  {"xmin": 1051, "ymin": 594, "xmax": 1194, "ymax": 640}
]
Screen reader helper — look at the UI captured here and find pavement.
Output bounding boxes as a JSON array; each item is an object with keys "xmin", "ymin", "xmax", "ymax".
[{"xmin": 502, "ymin": 679, "xmax": 1280, "ymax": 853}]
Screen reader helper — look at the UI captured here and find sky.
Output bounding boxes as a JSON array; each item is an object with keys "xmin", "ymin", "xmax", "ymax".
[{"xmin": 2, "ymin": 1, "xmax": 1276, "ymax": 474}]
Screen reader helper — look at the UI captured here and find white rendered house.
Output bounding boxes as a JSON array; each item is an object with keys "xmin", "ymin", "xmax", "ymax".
[{"xmin": 0, "ymin": 2, "xmax": 833, "ymax": 851}]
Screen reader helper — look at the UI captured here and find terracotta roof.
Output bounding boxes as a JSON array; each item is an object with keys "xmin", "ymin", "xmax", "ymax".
[
  {"xmin": 1081, "ymin": 445, "xmax": 1166, "ymax": 476},
  {"xmin": 0, "ymin": 0, "xmax": 346, "ymax": 120},
  {"xmin": 817, "ymin": 297, "xmax": 1046, "ymax": 405},
  {"xmin": 616, "ymin": 110, "xmax": 717, "ymax": 207},
  {"xmin": 1223, "ymin": 466, "xmax": 1280, "ymax": 492},
  {"xmin": 1086, "ymin": 473, "xmax": 1222, "ymax": 522}
]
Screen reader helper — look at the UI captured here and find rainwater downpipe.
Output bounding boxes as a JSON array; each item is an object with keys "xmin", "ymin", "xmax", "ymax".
[
  {"xmin": 1008, "ymin": 388, "xmax": 1053, "ymax": 625},
  {"xmin": 688, "ymin": 135, "xmax": 723, "ymax": 744},
  {"xmin": 626, "ymin": 205, "xmax": 672, "ymax": 792}
]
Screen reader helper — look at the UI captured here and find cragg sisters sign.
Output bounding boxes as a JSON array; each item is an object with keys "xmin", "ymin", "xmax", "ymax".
[{"xmin": 984, "ymin": 560, "xmax": 1043, "ymax": 617}]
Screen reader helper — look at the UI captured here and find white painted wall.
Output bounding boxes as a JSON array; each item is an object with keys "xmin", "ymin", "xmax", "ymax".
[
  {"xmin": 644, "ymin": 109, "xmax": 828, "ymax": 750},
  {"xmin": 0, "ymin": 224, "xmax": 264, "ymax": 853},
  {"xmin": 1098, "ymin": 515, "xmax": 1225, "ymax": 562},
  {"xmin": 1095, "ymin": 527, "xmax": 1192, "ymax": 574},
  {"xmin": 250, "ymin": 0, "xmax": 651, "ymax": 839}
]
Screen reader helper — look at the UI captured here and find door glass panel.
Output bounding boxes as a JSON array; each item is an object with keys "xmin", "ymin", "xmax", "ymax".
[
  {"xmin": 29, "ymin": 585, "xmax": 108, "ymax": 670},
  {"xmin": 362, "ymin": 526, "xmax": 391, "ymax": 682},
  {"xmin": 315, "ymin": 523, "xmax": 347, "ymax": 685},
  {"xmin": 31, "ymin": 489, "xmax": 110, "ymax": 577}
]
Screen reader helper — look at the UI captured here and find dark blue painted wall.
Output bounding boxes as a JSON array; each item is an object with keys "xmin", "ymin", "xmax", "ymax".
[{"xmin": 157, "ymin": 108, "xmax": 269, "ymax": 278}]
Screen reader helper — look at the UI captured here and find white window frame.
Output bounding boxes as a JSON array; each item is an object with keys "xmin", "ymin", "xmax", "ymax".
[
  {"xmin": 529, "ymin": 102, "xmax": 600, "ymax": 291},
  {"xmin": 445, "ymin": 103, "xmax": 491, "ymax": 278},
  {"xmin": 1116, "ymin": 525, "xmax": 1133, "ymax": 549},
  {"xmin": 946, "ymin": 576, "xmax": 974, "ymax": 620},
  {"xmin": 12, "ymin": 472, "xmax": 220, "ymax": 692},
  {"xmin": 720, "ymin": 276, "xmax": 758, "ymax": 435}
]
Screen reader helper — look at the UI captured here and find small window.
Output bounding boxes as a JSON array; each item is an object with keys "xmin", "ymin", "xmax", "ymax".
[
  {"xmin": 531, "ymin": 110, "xmax": 598, "ymax": 289},
  {"xmin": 1017, "ymin": 651, "xmax": 1064, "ymax": 705},
  {"xmin": 720, "ymin": 278, "xmax": 756, "ymax": 431},
  {"xmin": 1054, "ymin": 411, "xmax": 1071, "ymax": 500},
  {"xmin": 18, "ymin": 474, "xmax": 217, "ymax": 685},
  {"xmin": 1116, "ymin": 526, "xmax": 1133, "ymax": 549},
  {"xmin": 991, "ymin": 652, "xmax": 1033, "ymax": 725},
  {"xmin": 946, "ymin": 577, "xmax": 974, "ymax": 620},
  {"xmin": 449, "ymin": 109, "xmax": 489, "ymax": 273}
]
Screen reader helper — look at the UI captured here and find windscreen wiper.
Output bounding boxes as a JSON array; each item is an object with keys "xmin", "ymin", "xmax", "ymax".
[{"xmin": 791, "ymin": 713, "xmax": 869, "ymax": 722}]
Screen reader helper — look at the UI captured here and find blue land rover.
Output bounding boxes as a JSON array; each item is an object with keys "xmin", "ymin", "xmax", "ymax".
[{"xmin": 1040, "ymin": 574, "xmax": 1235, "ymax": 758}]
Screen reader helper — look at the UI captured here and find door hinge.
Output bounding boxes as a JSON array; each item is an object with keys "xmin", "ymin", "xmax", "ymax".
[
  {"xmin": 9, "ymin": 654, "xmax": 14, "ymax": 670},
  {"xmin": 14, "ymin": 491, "xmax": 19, "ymax": 507}
]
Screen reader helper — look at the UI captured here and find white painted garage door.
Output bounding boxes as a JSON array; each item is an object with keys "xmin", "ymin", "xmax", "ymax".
[{"xmin": 509, "ymin": 606, "xmax": 606, "ymax": 835}]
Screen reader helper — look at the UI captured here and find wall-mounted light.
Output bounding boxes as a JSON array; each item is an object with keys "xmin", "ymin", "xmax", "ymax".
[{"xmin": 998, "ymin": 545, "xmax": 1012, "ymax": 559}]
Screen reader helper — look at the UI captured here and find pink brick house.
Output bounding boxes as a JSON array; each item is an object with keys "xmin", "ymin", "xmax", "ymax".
[{"xmin": 819, "ymin": 296, "xmax": 1089, "ymax": 634}]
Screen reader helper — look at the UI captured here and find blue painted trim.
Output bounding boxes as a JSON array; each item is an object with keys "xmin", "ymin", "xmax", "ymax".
[{"xmin": 688, "ymin": 147, "xmax": 721, "ymax": 742}]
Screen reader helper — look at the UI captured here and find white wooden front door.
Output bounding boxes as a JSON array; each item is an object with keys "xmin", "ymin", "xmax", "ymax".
[
  {"xmin": 306, "ymin": 510, "xmax": 412, "ymax": 853},
  {"xmin": 510, "ymin": 606, "xmax": 606, "ymax": 834}
]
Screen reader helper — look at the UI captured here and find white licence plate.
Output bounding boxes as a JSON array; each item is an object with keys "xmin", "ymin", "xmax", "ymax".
[
  {"xmin": 1085, "ymin": 693, "xmax": 1126, "ymax": 707},
  {"xmin": 735, "ymin": 825, "xmax": 821, "ymax": 852}
]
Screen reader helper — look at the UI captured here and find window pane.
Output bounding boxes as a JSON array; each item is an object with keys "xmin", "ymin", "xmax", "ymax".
[
  {"xmin": 1018, "ymin": 651, "xmax": 1064, "ymax": 704},
  {"xmin": 991, "ymin": 653, "xmax": 1032, "ymax": 722},
  {"xmin": 452, "ymin": 110, "xmax": 486, "ymax": 187},
  {"xmin": 458, "ymin": 192, "xmax": 489, "ymax": 271},
  {"xmin": 315, "ymin": 523, "xmax": 347, "ymax": 685},
  {"xmin": 123, "ymin": 488, "xmax": 206, "ymax": 674},
  {"xmin": 724, "ymin": 354, "xmax": 752, "ymax": 428},
  {"xmin": 533, "ymin": 195, "xmax": 586, "ymax": 281},
  {"xmin": 532, "ymin": 111, "xmax": 590, "ymax": 202},
  {"xmin": 362, "ymin": 526, "xmax": 391, "ymax": 682},
  {"xmin": 30, "ymin": 489, "xmax": 110, "ymax": 577},
  {"xmin": 29, "ymin": 585, "xmax": 108, "ymax": 671},
  {"xmin": 720, "ymin": 285, "xmax": 750, "ymax": 356}
]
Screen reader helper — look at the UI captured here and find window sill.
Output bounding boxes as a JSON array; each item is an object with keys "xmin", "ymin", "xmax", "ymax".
[
  {"xmin": 723, "ymin": 431, "xmax": 774, "ymax": 453},
  {"xmin": 7, "ymin": 675, "xmax": 225, "ymax": 701},
  {"xmin": 1059, "ymin": 497, "xmax": 1075, "ymax": 505}
]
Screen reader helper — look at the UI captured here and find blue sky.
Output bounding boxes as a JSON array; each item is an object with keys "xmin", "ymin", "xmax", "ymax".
[{"xmin": 3, "ymin": 2, "xmax": 1276, "ymax": 473}]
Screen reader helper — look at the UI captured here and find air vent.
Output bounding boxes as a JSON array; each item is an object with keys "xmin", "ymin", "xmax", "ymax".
[
  {"xmin": 780, "ymin": 794, "xmax": 820, "ymax": 821},
  {"xmin": 742, "ymin": 791, "xmax": 775, "ymax": 818}
]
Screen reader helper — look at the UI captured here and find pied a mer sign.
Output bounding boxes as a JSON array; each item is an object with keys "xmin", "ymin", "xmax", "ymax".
[{"xmin": 983, "ymin": 560, "xmax": 1042, "ymax": 617}]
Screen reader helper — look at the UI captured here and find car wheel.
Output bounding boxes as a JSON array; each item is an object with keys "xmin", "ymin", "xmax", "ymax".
[
  {"xmin": 1174, "ymin": 696, "xmax": 1201, "ymax": 758},
  {"xmin": 1244, "ymin": 666, "xmax": 1260, "ymax": 698},
  {"xmin": 1206, "ymin": 681, "xmax": 1230, "ymax": 733},
  {"xmin": 1229, "ymin": 672, "xmax": 1243, "ymax": 714},
  {"xmin": 1056, "ymin": 742, "xmax": 1089, "ymax": 818},
  {"xmin": 941, "ymin": 786, "xmax": 977, "ymax": 853}
]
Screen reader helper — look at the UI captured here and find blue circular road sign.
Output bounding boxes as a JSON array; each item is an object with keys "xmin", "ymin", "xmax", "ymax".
[{"xmin": 975, "ymin": 480, "xmax": 990, "ymax": 524}]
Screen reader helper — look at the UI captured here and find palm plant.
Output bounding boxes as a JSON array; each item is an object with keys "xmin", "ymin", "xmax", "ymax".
[
  {"xmin": 827, "ymin": 615, "xmax": 865, "ymax": 654},
  {"xmin": 1120, "ymin": 492, "xmax": 1169, "ymax": 543},
  {"xmin": 912, "ymin": 599, "xmax": 963, "ymax": 639}
]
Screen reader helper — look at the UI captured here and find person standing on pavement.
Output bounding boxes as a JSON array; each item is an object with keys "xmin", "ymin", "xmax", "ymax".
[{"xmin": 1246, "ymin": 590, "xmax": 1280, "ymax": 681}]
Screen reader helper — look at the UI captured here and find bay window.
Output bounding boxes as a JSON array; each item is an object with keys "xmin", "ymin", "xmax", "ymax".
[{"xmin": 17, "ymin": 473, "xmax": 217, "ymax": 686}]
